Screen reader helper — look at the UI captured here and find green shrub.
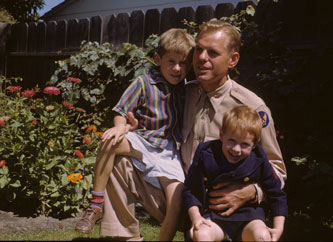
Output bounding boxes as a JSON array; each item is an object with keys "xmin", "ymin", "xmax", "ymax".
[
  {"xmin": 49, "ymin": 36, "xmax": 159, "ymax": 122},
  {"xmin": 0, "ymin": 76, "xmax": 103, "ymax": 218}
]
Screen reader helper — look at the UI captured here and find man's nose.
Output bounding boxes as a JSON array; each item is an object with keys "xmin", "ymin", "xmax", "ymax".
[{"xmin": 199, "ymin": 49, "xmax": 208, "ymax": 61}]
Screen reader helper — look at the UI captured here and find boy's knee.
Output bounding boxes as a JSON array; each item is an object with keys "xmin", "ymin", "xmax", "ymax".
[{"xmin": 192, "ymin": 227, "xmax": 213, "ymax": 241}]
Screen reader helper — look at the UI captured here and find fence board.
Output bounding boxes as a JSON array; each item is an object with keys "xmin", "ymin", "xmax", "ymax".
[
  {"xmin": 90, "ymin": 16, "xmax": 101, "ymax": 43},
  {"xmin": 78, "ymin": 18, "xmax": 90, "ymax": 45},
  {"xmin": 160, "ymin": 8, "xmax": 178, "ymax": 34},
  {"xmin": 101, "ymin": 15, "xmax": 112, "ymax": 44},
  {"xmin": 178, "ymin": 7, "xmax": 195, "ymax": 28},
  {"xmin": 27, "ymin": 23, "xmax": 37, "ymax": 52},
  {"xmin": 46, "ymin": 21, "xmax": 57, "ymax": 51},
  {"xmin": 215, "ymin": 3, "xmax": 235, "ymax": 18},
  {"xmin": 129, "ymin": 10, "xmax": 144, "ymax": 47},
  {"xmin": 56, "ymin": 20, "xmax": 67, "ymax": 51},
  {"xmin": 195, "ymin": 5, "xmax": 215, "ymax": 24},
  {"xmin": 144, "ymin": 9, "xmax": 160, "ymax": 40},
  {"xmin": 106, "ymin": 15, "xmax": 117, "ymax": 46},
  {"xmin": 66, "ymin": 19, "xmax": 80, "ymax": 49},
  {"xmin": 36, "ymin": 22, "xmax": 46, "ymax": 52},
  {"xmin": 115, "ymin": 13, "xmax": 130, "ymax": 48},
  {"xmin": 16, "ymin": 23, "xmax": 28, "ymax": 52}
]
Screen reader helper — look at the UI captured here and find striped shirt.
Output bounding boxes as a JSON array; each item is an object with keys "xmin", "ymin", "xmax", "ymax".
[{"xmin": 112, "ymin": 66, "xmax": 184, "ymax": 149}]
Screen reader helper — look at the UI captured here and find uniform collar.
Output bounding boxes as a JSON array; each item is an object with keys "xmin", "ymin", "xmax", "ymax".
[{"xmin": 205, "ymin": 77, "xmax": 233, "ymax": 113}]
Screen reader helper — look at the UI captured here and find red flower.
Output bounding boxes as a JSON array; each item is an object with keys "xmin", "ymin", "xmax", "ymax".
[
  {"xmin": 63, "ymin": 101, "xmax": 74, "ymax": 109},
  {"xmin": 83, "ymin": 136, "xmax": 92, "ymax": 145},
  {"xmin": 75, "ymin": 107, "xmax": 86, "ymax": 113},
  {"xmin": 8, "ymin": 86, "xmax": 22, "ymax": 93},
  {"xmin": 0, "ymin": 117, "xmax": 6, "ymax": 126},
  {"xmin": 0, "ymin": 160, "xmax": 6, "ymax": 167},
  {"xmin": 32, "ymin": 120, "xmax": 37, "ymax": 125},
  {"xmin": 67, "ymin": 77, "xmax": 81, "ymax": 84},
  {"xmin": 74, "ymin": 150, "xmax": 84, "ymax": 159},
  {"xmin": 22, "ymin": 89, "xmax": 35, "ymax": 97},
  {"xmin": 43, "ymin": 86, "xmax": 60, "ymax": 95}
]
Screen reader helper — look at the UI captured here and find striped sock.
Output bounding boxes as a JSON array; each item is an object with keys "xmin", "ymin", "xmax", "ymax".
[{"xmin": 90, "ymin": 191, "xmax": 105, "ymax": 209}]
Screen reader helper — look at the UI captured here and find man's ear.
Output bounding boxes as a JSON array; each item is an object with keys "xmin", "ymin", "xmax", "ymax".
[
  {"xmin": 154, "ymin": 52, "xmax": 161, "ymax": 66},
  {"xmin": 228, "ymin": 51, "xmax": 240, "ymax": 69}
]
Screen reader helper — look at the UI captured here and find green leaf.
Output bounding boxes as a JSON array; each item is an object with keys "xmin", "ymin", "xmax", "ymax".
[
  {"xmin": 82, "ymin": 157, "xmax": 96, "ymax": 165},
  {"xmin": 10, "ymin": 179, "xmax": 21, "ymax": 187},
  {"xmin": 0, "ymin": 176, "xmax": 9, "ymax": 188},
  {"xmin": 45, "ymin": 158, "xmax": 58, "ymax": 170}
]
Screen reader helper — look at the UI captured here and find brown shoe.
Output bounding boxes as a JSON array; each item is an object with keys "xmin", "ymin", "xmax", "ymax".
[{"xmin": 75, "ymin": 206, "xmax": 103, "ymax": 234}]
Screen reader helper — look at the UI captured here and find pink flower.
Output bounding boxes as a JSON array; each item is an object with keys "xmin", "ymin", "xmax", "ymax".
[
  {"xmin": 8, "ymin": 86, "xmax": 22, "ymax": 93},
  {"xmin": 0, "ymin": 160, "xmax": 6, "ymax": 167},
  {"xmin": 63, "ymin": 101, "xmax": 74, "ymax": 109},
  {"xmin": 32, "ymin": 120, "xmax": 38, "ymax": 126},
  {"xmin": 74, "ymin": 150, "xmax": 84, "ymax": 159},
  {"xmin": 43, "ymin": 86, "xmax": 60, "ymax": 95},
  {"xmin": 83, "ymin": 136, "xmax": 92, "ymax": 145},
  {"xmin": 75, "ymin": 107, "xmax": 86, "ymax": 113},
  {"xmin": 67, "ymin": 77, "xmax": 81, "ymax": 84},
  {"xmin": 22, "ymin": 89, "xmax": 35, "ymax": 97}
]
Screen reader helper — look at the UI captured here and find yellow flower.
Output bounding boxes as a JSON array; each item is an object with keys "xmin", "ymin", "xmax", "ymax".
[
  {"xmin": 67, "ymin": 173, "xmax": 83, "ymax": 184},
  {"xmin": 48, "ymin": 140, "xmax": 54, "ymax": 147},
  {"xmin": 94, "ymin": 131, "xmax": 104, "ymax": 137},
  {"xmin": 46, "ymin": 105, "xmax": 55, "ymax": 111}
]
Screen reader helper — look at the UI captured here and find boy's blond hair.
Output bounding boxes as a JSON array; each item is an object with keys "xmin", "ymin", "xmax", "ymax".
[
  {"xmin": 222, "ymin": 106, "xmax": 262, "ymax": 144},
  {"xmin": 156, "ymin": 28, "xmax": 195, "ymax": 59},
  {"xmin": 199, "ymin": 19, "xmax": 241, "ymax": 54}
]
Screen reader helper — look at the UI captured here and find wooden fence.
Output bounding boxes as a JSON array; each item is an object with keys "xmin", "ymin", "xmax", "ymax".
[{"xmin": 0, "ymin": 0, "xmax": 330, "ymax": 89}]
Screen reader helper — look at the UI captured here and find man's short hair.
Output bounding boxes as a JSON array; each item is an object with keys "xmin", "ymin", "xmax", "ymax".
[
  {"xmin": 157, "ymin": 28, "xmax": 195, "ymax": 58},
  {"xmin": 222, "ymin": 105, "xmax": 262, "ymax": 144},
  {"xmin": 199, "ymin": 20, "xmax": 241, "ymax": 54}
]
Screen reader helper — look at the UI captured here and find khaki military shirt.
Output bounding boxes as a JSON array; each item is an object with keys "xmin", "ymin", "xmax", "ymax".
[{"xmin": 181, "ymin": 78, "xmax": 287, "ymax": 202}]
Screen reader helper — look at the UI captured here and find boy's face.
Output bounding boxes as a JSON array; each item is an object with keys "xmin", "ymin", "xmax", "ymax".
[
  {"xmin": 220, "ymin": 129, "xmax": 255, "ymax": 164},
  {"xmin": 154, "ymin": 51, "xmax": 190, "ymax": 85}
]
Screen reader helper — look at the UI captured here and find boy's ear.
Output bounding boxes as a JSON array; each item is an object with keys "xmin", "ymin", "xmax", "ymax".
[{"xmin": 154, "ymin": 52, "xmax": 161, "ymax": 66}]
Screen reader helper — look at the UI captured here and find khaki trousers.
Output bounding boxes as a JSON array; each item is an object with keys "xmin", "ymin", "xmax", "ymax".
[{"xmin": 100, "ymin": 155, "xmax": 167, "ymax": 238}]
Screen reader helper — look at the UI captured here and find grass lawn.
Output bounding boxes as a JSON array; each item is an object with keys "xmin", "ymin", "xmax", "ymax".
[{"xmin": 0, "ymin": 217, "xmax": 185, "ymax": 241}]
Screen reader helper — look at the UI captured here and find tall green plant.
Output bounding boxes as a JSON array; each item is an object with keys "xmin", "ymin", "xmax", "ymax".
[
  {"xmin": 0, "ymin": 77, "xmax": 103, "ymax": 218},
  {"xmin": 49, "ymin": 36, "xmax": 159, "ymax": 121}
]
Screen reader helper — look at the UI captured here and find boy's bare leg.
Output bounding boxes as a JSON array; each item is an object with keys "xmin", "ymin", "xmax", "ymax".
[
  {"xmin": 158, "ymin": 177, "xmax": 183, "ymax": 241},
  {"xmin": 75, "ymin": 136, "xmax": 142, "ymax": 234},
  {"xmin": 242, "ymin": 219, "xmax": 271, "ymax": 241},
  {"xmin": 93, "ymin": 137, "xmax": 142, "ymax": 192},
  {"xmin": 190, "ymin": 221, "xmax": 225, "ymax": 241}
]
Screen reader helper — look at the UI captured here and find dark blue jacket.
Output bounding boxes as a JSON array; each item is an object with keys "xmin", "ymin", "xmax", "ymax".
[{"xmin": 183, "ymin": 140, "xmax": 288, "ymax": 222}]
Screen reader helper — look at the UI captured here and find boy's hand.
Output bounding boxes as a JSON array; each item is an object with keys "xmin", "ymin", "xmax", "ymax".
[
  {"xmin": 125, "ymin": 112, "xmax": 138, "ymax": 132},
  {"xmin": 268, "ymin": 227, "xmax": 283, "ymax": 241},
  {"xmin": 101, "ymin": 126, "xmax": 127, "ymax": 144},
  {"xmin": 208, "ymin": 181, "xmax": 256, "ymax": 216},
  {"xmin": 192, "ymin": 216, "xmax": 211, "ymax": 231}
]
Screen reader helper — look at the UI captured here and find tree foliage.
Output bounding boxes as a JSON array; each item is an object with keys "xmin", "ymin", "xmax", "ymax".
[{"xmin": 0, "ymin": 0, "xmax": 44, "ymax": 23}]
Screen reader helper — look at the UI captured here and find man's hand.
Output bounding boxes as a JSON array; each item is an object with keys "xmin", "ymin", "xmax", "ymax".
[
  {"xmin": 125, "ymin": 111, "xmax": 138, "ymax": 132},
  {"xmin": 208, "ymin": 181, "xmax": 256, "ymax": 216}
]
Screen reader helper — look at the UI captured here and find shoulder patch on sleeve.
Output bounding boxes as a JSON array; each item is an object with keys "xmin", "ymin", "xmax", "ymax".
[{"xmin": 258, "ymin": 111, "xmax": 269, "ymax": 128}]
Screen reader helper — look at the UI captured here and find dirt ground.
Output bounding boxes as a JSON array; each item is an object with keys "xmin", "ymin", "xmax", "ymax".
[{"xmin": 0, "ymin": 210, "xmax": 81, "ymax": 234}]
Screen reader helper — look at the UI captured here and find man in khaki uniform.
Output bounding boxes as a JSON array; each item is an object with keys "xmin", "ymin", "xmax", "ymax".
[{"xmin": 100, "ymin": 20, "xmax": 286, "ymax": 240}]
